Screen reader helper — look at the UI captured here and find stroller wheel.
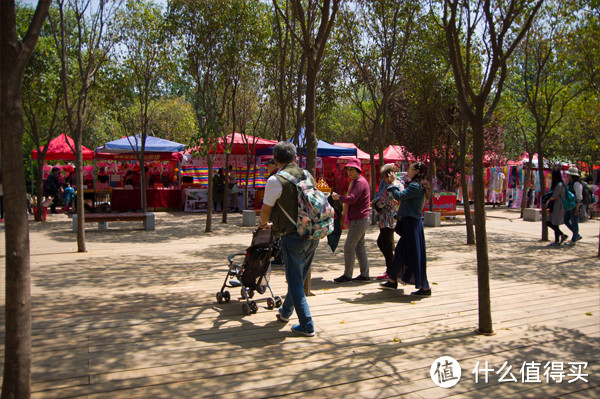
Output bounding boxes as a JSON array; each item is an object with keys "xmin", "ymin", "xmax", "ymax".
[
  {"xmin": 240, "ymin": 288, "xmax": 248, "ymax": 299},
  {"xmin": 216, "ymin": 292, "xmax": 224, "ymax": 304},
  {"xmin": 266, "ymin": 297, "xmax": 275, "ymax": 310},
  {"xmin": 275, "ymin": 296, "xmax": 282, "ymax": 308},
  {"xmin": 242, "ymin": 303, "xmax": 251, "ymax": 315},
  {"xmin": 223, "ymin": 291, "xmax": 230, "ymax": 303},
  {"xmin": 250, "ymin": 301, "xmax": 258, "ymax": 314},
  {"xmin": 247, "ymin": 289, "xmax": 254, "ymax": 299}
]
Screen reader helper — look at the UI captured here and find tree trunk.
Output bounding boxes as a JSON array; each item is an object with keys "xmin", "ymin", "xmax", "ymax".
[
  {"xmin": 35, "ymin": 160, "xmax": 45, "ymax": 221},
  {"xmin": 459, "ymin": 124, "xmax": 474, "ymax": 244},
  {"xmin": 471, "ymin": 117, "xmax": 493, "ymax": 335},
  {"xmin": 1, "ymin": 2, "xmax": 50, "ymax": 396},
  {"xmin": 223, "ymin": 153, "xmax": 231, "ymax": 224},
  {"xmin": 206, "ymin": 157, "xmax": 214, "ymax": 233},
  {"xmin": 302, "ymin": 65, "xmax": 319, "ymax": 296},
  {"xmin": 1, "ymin": 79, "xmax": 33, "ymax": 399},
  {"xmin": 73, "ymin": 133, "xmax": 86, "ymax": 252},
  {"xmin": 304, "ymin": 64, "xmax": 318, "ymax": 177}
]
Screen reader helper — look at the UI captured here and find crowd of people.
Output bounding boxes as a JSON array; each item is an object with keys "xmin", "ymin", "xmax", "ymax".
[
  {"xmin": 253, "ymin": 142, "xmax": 600, "ymax": 338},
  {"xmin": 258, "ymin": 142, "xmax": 434, "ymax": 337}
]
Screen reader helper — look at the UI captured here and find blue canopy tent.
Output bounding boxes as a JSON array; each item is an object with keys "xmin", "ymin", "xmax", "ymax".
[
  {"xmin": 95, "ymin": 134, "xmax": 186, "ymax": 153},
  {"xmin": 94, "ymin": 135, "xmax": 186, "ymax": 211},
  {"xmin": 256, "ymin": 129, "xmax": 357, "ymax": 158}
]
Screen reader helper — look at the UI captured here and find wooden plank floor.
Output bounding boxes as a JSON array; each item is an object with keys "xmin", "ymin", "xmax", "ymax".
[{"xmin": 1, "ymin": 208, "xmax": 599, "ymax": 398}]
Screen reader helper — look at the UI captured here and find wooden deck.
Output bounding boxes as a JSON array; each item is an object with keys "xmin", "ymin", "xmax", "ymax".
[{"xmin": 1, "ymin": 209, "xmax": 599, "ymax": 398}]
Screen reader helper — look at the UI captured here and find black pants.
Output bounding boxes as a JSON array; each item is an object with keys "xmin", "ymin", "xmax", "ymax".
[
  {"xmin": 49, "ymin": 191, "xmax": 59, "ymax": 213},
  {"xmin": 547, "ymin": 222, "xmax": 565, "ymax": 242},
  {"xmin": 377, "ymin": 227, "xmax": 395, "ymax": 274}
]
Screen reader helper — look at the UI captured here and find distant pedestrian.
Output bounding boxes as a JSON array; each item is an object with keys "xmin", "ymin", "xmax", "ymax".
[
  {"xmin": 45, "ymin": 167, "xmax": 62, "ymax": 214},
  {"xmin": 213, "ymin": 168, "xmax": 225, "ymax": 212},
  {"xmin": 380, "ymin": 162, "xmax": 432, "ymax": 296},
  {"xmin": 331, "ymin": 158, "xmax": 371, "ymax": 283},
  {"xmin": 545, "ymin": 169, "xmax": 568, "ymax": 246},
  {"xmin": 62, "ymin": 182, "xmax": 76, "ymax": 212},
  {"xmin": 564, "ymin": 167, "xmax": 583, "ymax": 245},
  {"xmin": 373, "ymin": 164, "xmax": 403, "ymax": 280}
]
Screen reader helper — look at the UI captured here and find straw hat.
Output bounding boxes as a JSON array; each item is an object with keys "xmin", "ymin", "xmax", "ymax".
[
  {"xmin": 344, "ymin": 158, "xmax": 363, "ymax": 173},
  {"xmin": 566, "ymin": 166, "xmax": 580, "ymax": 177}
]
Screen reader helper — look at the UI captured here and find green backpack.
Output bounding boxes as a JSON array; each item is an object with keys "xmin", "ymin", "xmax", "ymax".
[{"xmin": 561, "ymin": 184, "xmax": 577, "ymax": 211}]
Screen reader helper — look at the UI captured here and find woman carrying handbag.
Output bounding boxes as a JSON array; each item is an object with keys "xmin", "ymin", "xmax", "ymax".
[{"xmin": 380, "ymin": 162, "xmax": 432, "ymax": 296}]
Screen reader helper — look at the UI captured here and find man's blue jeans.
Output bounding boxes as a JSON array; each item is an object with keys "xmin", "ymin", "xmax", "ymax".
[
  {"xmin": 564, "ymin": 209, "xmax": 579, "ymax": 239},
  {"xmin": 279, "ymin": 232, "xmax": 319, "ymax": 332}
]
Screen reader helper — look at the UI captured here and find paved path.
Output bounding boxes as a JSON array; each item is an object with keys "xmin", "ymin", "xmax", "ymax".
[{"xmin": 1, "ymin": 208, "xmax": 598, "ymax": 398}]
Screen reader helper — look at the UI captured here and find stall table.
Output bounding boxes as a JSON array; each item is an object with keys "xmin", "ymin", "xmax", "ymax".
[
  {"xmin": 111, "ymin": 188, "xmax": 182, "ymax": 211},
  {"xmin": 183, "ymin": 187, "xmax": 255, "ymax": 212}
]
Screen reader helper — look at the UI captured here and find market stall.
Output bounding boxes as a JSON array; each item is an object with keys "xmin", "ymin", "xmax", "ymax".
[
  {"xmin": 181, "ymin": 133, "xmax": 276, "ymax": 212},
  {"xmin": 30, "ymin": 134, "xmax": 98, "ymax": 216},
  {"xmin": 94, "ymin": 134, "xmax": 186, "ymax": 211}
]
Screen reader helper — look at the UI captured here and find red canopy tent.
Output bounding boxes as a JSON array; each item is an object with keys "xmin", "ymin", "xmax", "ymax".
[{"xmin": 31, "ymin": 134, "xmax": 94, "ymax": 160}]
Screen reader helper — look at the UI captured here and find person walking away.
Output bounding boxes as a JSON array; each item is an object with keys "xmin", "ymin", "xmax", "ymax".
[
  {"xmin": 45, "ymin": 167, "xmax": 62, "ymax": 214},
  {"xmin": 373, "ymin": 164, "xmax": 403, "ymax": 280},
  {"xmin": 331, "ymin": 158, "xmax": 371, "ymax": 283},
  {"xmin": 259, "ymin": 141, "xmax": 318, "ymax": 337},
  {"xmin": 380, "ymin": 162, "xmax": 432, "ymax": 296},
  {"xmin": 212, "ymin": 168, "xmax": 225, "ymax": 212},
  {"xmin": 564, "ymin": 167, "xmax": 583, "ymax": 245},
  {"xmin": 545, "ymin": 169, "xmax": 568, "ymax": 246},
  {"xmin": 264, "ymin": 158, "xmax": 284, "ymax": 266}
]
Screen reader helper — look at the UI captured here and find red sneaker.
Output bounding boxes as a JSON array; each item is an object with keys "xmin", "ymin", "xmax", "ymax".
[{"xmin": 376, "ymin": 273, "xmax": 389, "ymax": 280}]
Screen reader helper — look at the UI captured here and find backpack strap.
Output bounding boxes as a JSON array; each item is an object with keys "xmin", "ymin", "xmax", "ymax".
[
  {"xmin": 275, "ymin": 169, "xmax": 299, "ymax": 226},
  {"xmin": 277, "ymin": 202, "xmax": 296, "ymax": 225},
  {"xmin": 276, "ymin": 169, "xmax": 300, "ymax": 185}
]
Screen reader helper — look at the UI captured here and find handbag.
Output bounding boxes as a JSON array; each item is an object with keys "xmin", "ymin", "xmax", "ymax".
[
  {"xmin": 372, "ymin": 200, "xmax": 383, "ymax": 213},
  {"xmin": 394, "ymin": 217, "xmax": 402, "ymax": 235}
]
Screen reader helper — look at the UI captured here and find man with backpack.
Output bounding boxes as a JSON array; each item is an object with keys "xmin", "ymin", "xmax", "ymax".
[
  {"xmin": 259, "ymin": 141, "xmax": 319, "ymax": 337},
  {"xmin": 564, "ymin": 167, "xmax": 583, "ymax": 245}
]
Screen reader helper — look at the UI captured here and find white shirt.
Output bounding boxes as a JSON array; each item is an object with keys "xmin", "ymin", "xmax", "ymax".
[{"xmin": 263, "ymin": 175, "xmax": 283, "ymax": 207}]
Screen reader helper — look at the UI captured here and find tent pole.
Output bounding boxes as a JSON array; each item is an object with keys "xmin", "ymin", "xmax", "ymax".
[{"xmin": 31, "ymin": 158, "xmax": 34, "ymax": 197}]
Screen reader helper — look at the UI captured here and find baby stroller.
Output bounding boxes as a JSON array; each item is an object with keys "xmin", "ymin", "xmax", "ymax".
[{"xmin": 216, "ymin": 228, "xmax": 283, "ymax": 315}]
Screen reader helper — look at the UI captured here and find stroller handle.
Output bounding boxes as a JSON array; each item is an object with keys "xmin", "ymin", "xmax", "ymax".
[{"xmin": 228, "ymin": 252, "xmax": 246, "ymax": 264}]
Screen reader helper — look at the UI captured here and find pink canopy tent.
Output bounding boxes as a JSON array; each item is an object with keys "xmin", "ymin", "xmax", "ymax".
[
  {"xmin": 332, "ymin": 142, "xmax": 371, "ymax": 161},
  {"xmin": 374, "ymin": 145, "xmax": 414, "ymax": 163},
  {"xmin": 189, "ymin": 133, "xmax": 277, "ymax": 155},
  {"xmin": 31, "ymin": 134, "xmax": 95, "ymax": 160}
]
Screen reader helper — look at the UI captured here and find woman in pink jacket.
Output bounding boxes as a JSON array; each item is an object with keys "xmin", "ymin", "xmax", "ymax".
[{"xmin": 332, "ymin": 158, "xmax": 371, "ymax": 283}]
